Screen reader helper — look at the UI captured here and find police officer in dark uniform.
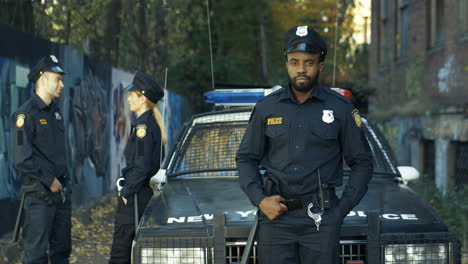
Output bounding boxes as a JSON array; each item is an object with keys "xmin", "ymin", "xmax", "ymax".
[
  {"xmin": 236, "ymin": 26, "xmax": 373, "ymax": 263},
  {"xmin": 109, "ymin": 71, "xmax": 166, "ymax": 264},
  {"xmin": 11, "ymin": 55, "xmax": 71, "ymax": 264}
]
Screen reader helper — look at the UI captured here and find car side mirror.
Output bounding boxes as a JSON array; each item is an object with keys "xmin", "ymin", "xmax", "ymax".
[
  {"xmin": 150, "ymin": 169, "xmax": 167, "ymax": 192},
  {"xmin": 397, "ymin": 166, "xmax": 420, "ymax": 184}
]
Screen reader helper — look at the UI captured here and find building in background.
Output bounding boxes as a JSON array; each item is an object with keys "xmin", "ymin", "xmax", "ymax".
[{"xmin": 369, "ymin": 0, "xmax": 467, "ymax": 194}]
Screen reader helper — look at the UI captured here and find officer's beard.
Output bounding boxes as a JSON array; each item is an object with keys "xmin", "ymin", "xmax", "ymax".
[{"xmin": 289, "ymin": 71, "xmax": 320, "ymax": 93}]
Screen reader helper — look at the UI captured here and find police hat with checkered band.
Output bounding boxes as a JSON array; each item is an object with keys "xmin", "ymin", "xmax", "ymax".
[
  {"xmin": 125, "ymin": 71, "xmax": 164, "ymax": 104},
  {"xmin": 284, "ymin": 25, "xmax": 327, "ymax": 61},
  {"xmin": 27, "ymin": 55, "xmax": 66, "ymax": 83}
]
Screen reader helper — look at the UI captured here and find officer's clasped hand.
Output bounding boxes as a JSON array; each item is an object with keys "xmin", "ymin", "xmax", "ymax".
[
  {"xmin": 259, "ymin": 195, "xmax": 288, "ymax": 221},
  {"xmin": 49, "ymin": 178, "xmax": 63, "ymax": 193}
]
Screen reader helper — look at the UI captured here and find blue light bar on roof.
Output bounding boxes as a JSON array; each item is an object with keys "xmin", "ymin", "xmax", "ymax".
[{"xmin": 203, "ymin": 86, "xmax": 282, "ymax": 106}]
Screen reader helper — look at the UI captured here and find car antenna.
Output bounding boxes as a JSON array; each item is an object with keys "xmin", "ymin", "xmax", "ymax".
[
  {"xmin": 206, "ymin": 0, "xmax": 215, "ymax": 90},
  {"xmin": 160, "ymin": 67, "xmax": 168, "ymax": 168}
]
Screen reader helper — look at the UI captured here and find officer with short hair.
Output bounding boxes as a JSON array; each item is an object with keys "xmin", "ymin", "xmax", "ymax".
[
  {"xmin": 236, "ymin": 26, "xmax": 373, "ymax": 263},
  {"xmin": 11, "ymin": 55, "xmax": 71, "ymax": 264}
]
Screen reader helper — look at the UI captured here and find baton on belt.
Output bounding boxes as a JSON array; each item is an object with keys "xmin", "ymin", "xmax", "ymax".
[
  {"xmin": 241, "ymin": 170, "xmax": 270, "ymax": 264},
  {"xmin": 134, "ymin": 193, "xmax": 139, "ymax": 231},
  {"xmin": 240, "ymin": 213, "xmax": 259, "ymax": 264},
  {"xmin": 12, "ymin": 185, "xmax": 35, "ymax": 242}
]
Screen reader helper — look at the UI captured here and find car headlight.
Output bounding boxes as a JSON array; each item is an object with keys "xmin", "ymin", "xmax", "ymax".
[
  {"xmin": 384, "ymin": 243, "xmax": 447, "ymax": 263},
  {"xmin": 141, "ymin": 247, "xmax": 208, "ymax": 264}
]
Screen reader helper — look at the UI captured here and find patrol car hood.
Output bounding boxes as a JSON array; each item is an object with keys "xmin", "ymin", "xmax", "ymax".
[{"xmin": 141, "ymin": 177, "xmax": 447, "ymax": 234}]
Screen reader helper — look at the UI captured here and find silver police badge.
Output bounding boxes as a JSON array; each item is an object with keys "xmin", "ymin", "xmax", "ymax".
[
  {"xmin": 322, "ymin": 110, "xmax": 334, "ymax": 124},
  {"xmin": 296, "ymin": 26, "xmax": 308, "ymax": 37},
  {"xmin": 50, "ymin": 55, "xmax": 58, "ymax": 63},
  {"xmin": 55, "ymin": 112, "xmax": 62, "ymax": 120}
]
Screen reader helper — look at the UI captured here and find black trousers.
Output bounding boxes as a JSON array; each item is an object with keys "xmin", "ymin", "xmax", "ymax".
[
  {"xmin": 257, "ymin": 222, "xmax": 341, "ymax": 264},
  {"xmin": 109, "ymin": 187, "xmax": 152, "ymax": 264},
  {"xmin": 22, "ymin": 195, "xmax": 71, "ymax": 264}
]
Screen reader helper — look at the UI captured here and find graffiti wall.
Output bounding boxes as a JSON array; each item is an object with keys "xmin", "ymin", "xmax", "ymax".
[{"xmin": 0, "ymin": 22, "xmax": 189, "ymax": 236}]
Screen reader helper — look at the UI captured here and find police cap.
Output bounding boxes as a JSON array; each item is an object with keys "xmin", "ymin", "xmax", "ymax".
[
  {"xmin": 27, "ymin": 55, "xmax": 66, "ymax": 83},
  {"xmin": 284, "ymin": 25, "xmax": 327, "ymax": 61},
  {"xmin": 125, "ymin": 71, "xmax": 164, "ymax": 104}
]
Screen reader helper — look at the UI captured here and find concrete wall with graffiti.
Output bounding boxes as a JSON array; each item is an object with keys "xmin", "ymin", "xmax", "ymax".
[{"xmin": 0, "ymin": 23, "xmax": 190, "ymax": 236}]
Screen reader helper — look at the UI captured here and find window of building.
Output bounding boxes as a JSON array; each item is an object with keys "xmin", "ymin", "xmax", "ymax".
[
  {"xmin": 395, "ymin": 0, "xmax": 409, "ymax": 59},
  {"xmin": 379, "ymin": 0, "xmax": 389, "ymax": 64},
  {"xmin": 422, "ymin": 139, "xmax": 435, "ymax": 180},
  {"xmin": 428, "ymin": 0, "xmax": 445, "ymax": 48},
  {"xmin": 454, "ymin": 142, "xmax": 468, "ymax": 189}
]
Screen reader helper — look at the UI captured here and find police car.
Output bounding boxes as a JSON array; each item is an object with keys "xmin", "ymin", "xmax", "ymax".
[{"xmin": 131, "ymin": 87, "xmax": 461, "ymax": 264}]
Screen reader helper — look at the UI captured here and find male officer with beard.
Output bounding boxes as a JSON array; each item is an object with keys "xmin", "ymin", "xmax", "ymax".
[
  {"xmin": 11, "ymin": 55, "xmax": 71, "ymax": 264},
  {"xmin": 236, "ymin": 26, "xmax": 373, "ymax": 263}
]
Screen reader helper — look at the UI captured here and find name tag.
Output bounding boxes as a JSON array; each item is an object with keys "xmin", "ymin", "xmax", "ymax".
[
  {"xmin": 267, "ymin": 117, "xmax": 283, "ymax": 125},
  {"xmin": 40, "ymin": 119, "xmax": 48, "ymax": 125}
]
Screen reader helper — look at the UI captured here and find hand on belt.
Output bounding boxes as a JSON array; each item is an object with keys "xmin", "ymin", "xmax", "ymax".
[{"xmin": 279, "ymin": 188, "xmax": 336, "ymax": 211}]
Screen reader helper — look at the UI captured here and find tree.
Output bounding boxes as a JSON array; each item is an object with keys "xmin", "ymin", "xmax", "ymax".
[
  {"xmin": 1, "ymin": 0, "xmax": 369, "ymax": 113},
  {"xmin": 0, "ymin": 0, "xmax": 35, "ymax": 32}
]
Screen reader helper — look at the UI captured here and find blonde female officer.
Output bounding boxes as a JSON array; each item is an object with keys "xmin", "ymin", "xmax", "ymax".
[{"xmin": 109, "ymin": 71, "xmax": 167, "ymax": 264}]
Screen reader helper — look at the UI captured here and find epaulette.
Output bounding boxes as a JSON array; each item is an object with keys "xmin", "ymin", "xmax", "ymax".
[
  {"xmin": 322, "ymin": 87, "xmax": 352, "ymax": 104},
  {"xmin": 257, "ymin": 86, "xmax": 285, "ymax": 103}
]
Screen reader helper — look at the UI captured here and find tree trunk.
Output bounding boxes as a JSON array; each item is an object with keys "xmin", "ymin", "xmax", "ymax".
[
  {"xmin": 0, "ymin": 0, "xmax": 35, "ymax": 33},
  {"xmin": 256, "ymin": 0, "xmax": 268, "ymax": 82},
  {"xmin": 104, "ymin": 0, "xmax": 122, "ymax": 65},
  {"xmin": 137, "ymin": 0, "xmax": 148, "ymax": 70}
]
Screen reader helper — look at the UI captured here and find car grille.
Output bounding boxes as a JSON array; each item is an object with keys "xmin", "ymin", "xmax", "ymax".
[{"xmin": 225, "ymin": 240, "xmax": 366, "ymax": 264}]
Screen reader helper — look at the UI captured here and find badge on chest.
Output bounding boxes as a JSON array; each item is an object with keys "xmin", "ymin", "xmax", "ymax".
[
  {"xmin": 322, "ymin": 110, "xmax": 334, "ymax": 124},
  {"xmin": 16, "ymin": 114, "xmax": 26, "ymax": 128},
  {"xmin": 267, "ymin": 117, "xmax": 283, "ymax": 125},
  {"xmin": 136, "ymin": 124, "xmax": 147, "ymax": 138}
]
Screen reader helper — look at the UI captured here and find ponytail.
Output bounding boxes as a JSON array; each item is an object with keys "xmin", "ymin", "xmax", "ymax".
[{"xmin": 152, "ymin": 106, "xmax": 168, "ymax": 145}]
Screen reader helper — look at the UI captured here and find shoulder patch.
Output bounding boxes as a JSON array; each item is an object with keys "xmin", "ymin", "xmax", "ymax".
[
  {"xmin": 352, "ymin": 109, "xmax": 362, "ymax": 128},
  {"xmin": 16, "ymin": 114, "xmax": 26, "ymax": 128},
  {"xmin": 136, "ymin": 124, "xmax": 147, "ymax": 138}
]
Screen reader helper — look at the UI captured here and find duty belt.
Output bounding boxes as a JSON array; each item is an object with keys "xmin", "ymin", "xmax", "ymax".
[{"xmin": 280, "ymin": 187, "xmax": 336, "ymax": 211}]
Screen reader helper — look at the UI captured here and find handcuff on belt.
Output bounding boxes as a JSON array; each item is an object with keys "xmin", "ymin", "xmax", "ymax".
[{"xmin": 307, "ymin": 169, "xmax": 325, "ymax": 231}]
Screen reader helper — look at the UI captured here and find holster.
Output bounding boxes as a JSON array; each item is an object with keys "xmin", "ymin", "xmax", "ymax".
[
  {"xmin": 22, "ymin": 175, "xmax": 53, "ymax": 205},
  {"xmin": 263, "ymin": 171, "xmax": 336, "ymax": 210}
]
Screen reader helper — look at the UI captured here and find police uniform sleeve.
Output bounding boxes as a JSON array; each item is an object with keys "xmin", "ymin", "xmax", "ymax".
[
  {"xmin": 336, "ymin": 105, "xmax": 373, "ymax": 218},
  {"xmin": 11, "ymin": 113, "xmax": 55, "ymax": 187},
  {"xmin": 236, "ymin": 107, "xmax": 267, "ymax": 207},
  {"xmin": 121, "ymin": 124, "xmax": 161, "ymax": 199}
]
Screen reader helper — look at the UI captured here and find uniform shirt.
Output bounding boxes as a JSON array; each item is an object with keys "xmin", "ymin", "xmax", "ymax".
[
  {"xmin": 120, "ymin": 109, "xmax": 164, "ymax": 199},
  {"xmin": 236, "ymin": 85, "xmax": 373, "ymax": 220},
  {"xmin": 11, "ymin": 92, "xmax": 67, "ymax": 187}
]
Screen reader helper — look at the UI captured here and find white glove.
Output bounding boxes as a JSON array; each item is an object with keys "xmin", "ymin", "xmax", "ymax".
[{"xmin": 150, "ymin": 169, "xmax": 167, "ymax": 192}]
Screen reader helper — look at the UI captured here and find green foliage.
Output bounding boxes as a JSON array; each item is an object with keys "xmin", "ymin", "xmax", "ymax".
[
  {"xmin": 409, "ymin": 175, "xmax": 468, "ymax": 252},
  {"xmin": 3, "ymin": 0, "xmax": 369, "ymax": 113}
]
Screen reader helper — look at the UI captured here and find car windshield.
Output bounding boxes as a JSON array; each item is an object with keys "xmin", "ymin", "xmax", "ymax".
[{"xmin": 168, "ymin": 110, "xmax": 398, "ymax": 178}]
